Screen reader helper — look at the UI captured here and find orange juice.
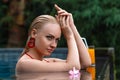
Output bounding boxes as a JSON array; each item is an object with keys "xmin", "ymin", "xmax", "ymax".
[
  {"xmin": 88, "ymin": 47, "xmax": 95, "ymax": 64},
  {"xmin": 87, "ymin": 66, "xmax": 96, "ymax": 80}
]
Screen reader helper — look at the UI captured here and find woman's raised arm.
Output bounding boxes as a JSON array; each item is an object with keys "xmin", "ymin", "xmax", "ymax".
[{"xmin": 54, "ymin": 4, "xmax": 91, "ymax": 69}]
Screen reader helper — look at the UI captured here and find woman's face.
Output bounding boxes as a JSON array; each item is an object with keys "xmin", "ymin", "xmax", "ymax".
[{"xmin": 34, "ymin": 23, "xmax": 61, "ymax": 56}]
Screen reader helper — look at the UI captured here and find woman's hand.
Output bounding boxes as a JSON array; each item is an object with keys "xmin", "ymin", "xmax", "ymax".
[
  {"xmin": 55, "ymin": 4, "xmax": 74, "ymax": 40},
  {"xmin": 54, "ymin": 4, "xmax": 75, "ymax": 28}
]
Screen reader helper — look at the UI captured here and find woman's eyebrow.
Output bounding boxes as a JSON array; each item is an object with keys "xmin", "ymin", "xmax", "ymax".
[
  {"xmin": 48, "ymin": 34, "xmax": 60, "ymax": 40},
  {"xmin": 47, "ymin": 34, "xmax": 54, "ymax": 37}
]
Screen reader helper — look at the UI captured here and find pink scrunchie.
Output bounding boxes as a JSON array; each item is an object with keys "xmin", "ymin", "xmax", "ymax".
[
  {"xmin": 69, "ymin": 67, "xmax": 80, "ymax": 75},
  {"xmin": 69, "ymin": 67, "xmax": 80, "ymax": 79}
]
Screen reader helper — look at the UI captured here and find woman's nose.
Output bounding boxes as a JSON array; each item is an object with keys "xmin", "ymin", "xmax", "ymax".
[{"xmin": 50, "ymin": 40, "xmax": 57, "ymax": 48}]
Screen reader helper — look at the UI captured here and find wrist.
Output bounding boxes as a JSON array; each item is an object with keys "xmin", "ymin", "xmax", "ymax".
[
  {"xmin": 70, "ymin": 23, "xmax": 75, "ymax": 27},
  {"xmin": 71, "ymin": 25, "xmax": 78, "ymax": 33},
  {"xmin": 65, "ymin": 34, "xmax": 74, "ymax": 40}
]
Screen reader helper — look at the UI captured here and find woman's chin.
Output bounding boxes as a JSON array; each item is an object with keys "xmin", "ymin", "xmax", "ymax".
[{"xmin": 45, "ymin": 53, "xmax": 51, "ymax": 56}]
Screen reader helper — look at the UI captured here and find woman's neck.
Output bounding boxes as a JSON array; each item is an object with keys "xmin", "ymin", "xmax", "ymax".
[{"xmin": 28, "ymin": 48, "xmax": 43, "ymax": 61}]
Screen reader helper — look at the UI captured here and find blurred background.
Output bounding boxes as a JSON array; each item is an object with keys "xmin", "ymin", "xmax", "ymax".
[{"xmin": 0, "ymin": 0, "xmax": 120, "ymax": 79}]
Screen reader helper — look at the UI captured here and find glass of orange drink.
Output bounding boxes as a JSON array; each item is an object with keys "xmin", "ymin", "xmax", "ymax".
[{"xmin": 87, "ymin": 46, "xmax": 96, "ymax": 80}]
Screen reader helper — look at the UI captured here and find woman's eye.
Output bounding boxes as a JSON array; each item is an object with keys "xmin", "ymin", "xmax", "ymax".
[
  {"xmin": 46, "ymin": 36, "xmax": 53, "ymax": 40},
  {"xmin": 55, "ymin": 40, "xmax": 58, "ymax": 43},
  {"xmin": 56, "ymin": 39, "xmax": 60, "ymax": 43}
]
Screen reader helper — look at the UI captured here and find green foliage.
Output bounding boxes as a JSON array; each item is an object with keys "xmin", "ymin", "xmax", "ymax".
[
  {"xmin": 0, "ymin": 1, "xmax": 10, "ymax": 47},
  {"xmin": 24, "ymin": 0, "xmax": 54, "ymax": 30}
]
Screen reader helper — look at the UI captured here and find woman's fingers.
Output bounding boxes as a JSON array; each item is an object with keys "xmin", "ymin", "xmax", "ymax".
[
  {"xmin": 59, "ymin": 13, "xmax": 70, "ymax": 16},
  {"xmin": 58, "ymin": 11, "xmax": 70, "ymax": 16},
  {"xmin": 54, "ymin": 4, "xmax": 75, "ymax": 38},
  {"xmin": 54, "ymin": 4, "xmax": 62, "ymax": 11},
  {"xmin": 54, "ymin": 4, "xmax": 69, "ymax": 16},
  {"xmin": 59, "ymin": 15, "xmax": 62, "ymax": 26},
  {"xmin": 59, "ymin": 16, "xmax": 67, "ymax": 27},
  {"xmin": 66, "ymin": 15, "xmax": 70, "ymax": 27},
  {"xmin": 58, "ymin": 10, "xmax": 67, "ymax": 14},
  {"xmin": 59, "ymin": 15, "xmax": 65, "ymax": 27},
  {"xmin": 55, "ymin": 15, "xmax": 59, "ymax": 22},
  {"xmin": 62, "ymin": 16, "xmax": 66, "ymax": 28}
]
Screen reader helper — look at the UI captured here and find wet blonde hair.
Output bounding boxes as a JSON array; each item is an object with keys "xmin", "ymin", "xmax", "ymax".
[
  {"xmin": 28, "ymin": 15, "xmax": 59, "ymax": 35},
  {"xmin": 20, "ymin": 15, "xmax": 59, "ymax": 57}
]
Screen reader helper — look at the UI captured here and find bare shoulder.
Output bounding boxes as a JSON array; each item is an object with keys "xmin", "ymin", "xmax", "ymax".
[
  {"xmin": 16, "ymin": 55, "xmax": 28, "ymax": 72},
  {"xmin": 16, "ymin": 55, "xmax": 37, "ymax": 72}
]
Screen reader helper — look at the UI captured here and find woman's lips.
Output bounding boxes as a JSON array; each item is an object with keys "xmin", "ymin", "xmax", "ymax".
[{"xmin": 47, "ymin": 49, "xmax": 54, "ymax": 53}]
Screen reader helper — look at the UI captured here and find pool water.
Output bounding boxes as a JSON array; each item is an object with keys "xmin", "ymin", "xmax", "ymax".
[
  {"xmin": 0, "ymin": 48, "xmax": 68, "ymax": 80},
  {"xmin": 0, "ymin": 48, "xmax": 22, "ymax": 80},
  {"xmin": 0, "ymin": 62, "xmax": 17, "ymax": 80}
]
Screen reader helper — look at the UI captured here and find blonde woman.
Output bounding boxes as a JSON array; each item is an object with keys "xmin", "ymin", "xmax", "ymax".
[{"xmin": 16, "ymin": 4, "xmax": 91, "ymax": 73}]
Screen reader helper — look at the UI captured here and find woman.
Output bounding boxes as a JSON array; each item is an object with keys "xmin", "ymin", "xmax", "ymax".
[{"xmin": 16, "ymin": 4, "xmax": 91, "ymax": 73}]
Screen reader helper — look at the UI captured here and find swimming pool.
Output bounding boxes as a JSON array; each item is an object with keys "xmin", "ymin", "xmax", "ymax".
[
  {"xmin": 0, "ymin": 48, "xmax": 67, "ymax": 80},
  {"xmin": 0, "ymin": 47, "xmax": 114, "ymax": 80},
  {"xmin": 0, "ymin": 48, "xmax": 21, "ymax": 80}
]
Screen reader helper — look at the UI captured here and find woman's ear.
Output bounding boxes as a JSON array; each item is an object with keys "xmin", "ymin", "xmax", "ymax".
[{"xmin": 31, "ymin": 29, "xmax": 37, "ymax": 38}]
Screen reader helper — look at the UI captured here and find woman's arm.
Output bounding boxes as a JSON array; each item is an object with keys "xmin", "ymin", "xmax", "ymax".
[
  {"xmin": 70, "ymin": 25, "xmax": 91, "ymax": 68},
  {"xmin": 68, "ymin": 13, "xmax": 91, "ymax": 69},
  {"xmin": 55, "ymin": 5, "xmax": 80, "ymax": 69},
  {"xmin": 55, "ymin": 4, "xmax": 91, "ymax": 69},
  {"xmin": 44, "ymin": 58, "xmax": 66, "ymax": 62}
]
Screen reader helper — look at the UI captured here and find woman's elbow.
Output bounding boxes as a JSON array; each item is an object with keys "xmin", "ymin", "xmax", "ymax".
[
  {"xmin": 73, "ymin": 63, "xmax": 81, "ymax": 70},
  {"xmin": 81, "ymin": 61, "xmax": 92, "ymax": 69},
  {"xmin": 86, "ymin": 61, "xmax": 92, "ymax": 67},
  {"xmin": 77, "ymin": 65, "xmax": 81, "ymax": 70},
  {"xmin": 68, "ymin": 62, "xmax": 81, "ymax": 70}
]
